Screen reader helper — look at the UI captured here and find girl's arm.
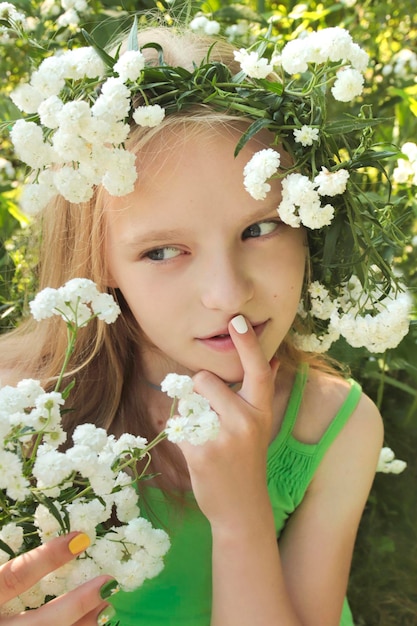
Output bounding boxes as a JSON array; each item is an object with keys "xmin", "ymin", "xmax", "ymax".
[{"xmin": 179, "ymin": 318, "xmax": 382, "ymax": 626}]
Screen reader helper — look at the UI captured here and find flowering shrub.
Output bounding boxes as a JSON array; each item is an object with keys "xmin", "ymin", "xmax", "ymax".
[{"xmin": 0, "ymin": 279, "xmax": 220, "ymax": 615}]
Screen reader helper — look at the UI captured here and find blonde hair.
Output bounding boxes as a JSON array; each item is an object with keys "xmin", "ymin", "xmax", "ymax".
[{"xmin": 0, "ymin": 26, "xmax": 344, "ymax": 484}]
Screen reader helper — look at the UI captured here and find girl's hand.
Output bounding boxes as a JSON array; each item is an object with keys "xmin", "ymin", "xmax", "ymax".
[
  {"xmin": 0, "ymin": 532, "xmax": 117, "ymax": 626},
  {"xmin": 178, "ymin": 314, "xmax": 279, "ymax": 531}
]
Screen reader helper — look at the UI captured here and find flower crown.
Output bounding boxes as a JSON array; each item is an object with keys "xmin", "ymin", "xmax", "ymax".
[{"xmin": 9, "ymin": 19, "xmax": 411, "ymax": 353}]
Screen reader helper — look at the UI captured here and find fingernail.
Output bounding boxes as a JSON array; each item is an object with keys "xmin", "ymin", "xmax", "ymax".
[
  {"xmin": 68, "ymin": 532, "xmax": 90, "ymax": 555},
  {"xmin": 231, "ymin": 315, "xmax": 248, "ymax": 334},
  {"xmin": 100, "ymin": 579, "xmax": 120, "ymax": 600},
  {"xmin": 97, "ymin": 605, "xmax": 116, "ymax": 625}
]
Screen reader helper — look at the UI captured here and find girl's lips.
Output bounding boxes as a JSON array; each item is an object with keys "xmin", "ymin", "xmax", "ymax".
[{"xmin": 197, "ymin": 321, "xmax": 268, "ymax": 351}]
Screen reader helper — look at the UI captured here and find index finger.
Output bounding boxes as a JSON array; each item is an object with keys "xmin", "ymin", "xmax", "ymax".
[
  {"xmin": 0, "ymin": 532, "xmax": 89, "ymax": 606},
  {"xmin": 229, "ymin": 315, "xmax": 279, "ymax": 408}
]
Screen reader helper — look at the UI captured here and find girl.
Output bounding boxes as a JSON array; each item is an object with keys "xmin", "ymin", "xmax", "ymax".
[{"xmin": 0, "ymin": 21, "xmax": 405, "ymax": 626}]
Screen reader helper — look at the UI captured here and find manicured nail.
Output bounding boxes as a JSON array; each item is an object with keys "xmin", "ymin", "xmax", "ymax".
[
  {"xmin": 231, "ymin": 315, "xmax": 248, "ymax": 334},
  {"xmin": 97, "ymin": 605, "xmax": 116, "ymax": 625},
  {"xmin": 68, "ymin": 532, "xmax": 90, "ymax": 555},
  {"xmin": 100, "ymin": 579, "xmax": 120, "ymax": 600}
]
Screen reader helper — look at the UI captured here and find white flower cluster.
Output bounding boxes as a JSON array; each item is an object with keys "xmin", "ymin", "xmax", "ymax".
[
  {"xmin": 278, "ymin": 168, "xmax": 349, "ymax": 229},
  {"xmin": 29, "ymin": 278, "xmax": 121, "ymax": 326},
  {"xmin": 294, "ymin": 276, "xmax": 411, "ymax": 353},
  {"xmin": 382, "ymin": 49, "xmax": 417, "ymax": 81},
  {"xmin": 233, "ymin": 48, "xmax": 274, "ymax": 79},
  {"xmin": 243, "ymin": 148, "xmax": 281, "ymax": 200},
  {"xmin": 243, "ymin": 147, "xmax": 350, "ymax": 230},
  {"xmin": 190, "ymin": 14, "xmax": 221, "ymax": 36},
  {"xmin": 56, "ymin": 0, "xmax": 88, "ymax": 28},
  {"xmin": 376, "ymin": 447, "xmax": 407, "ymax": 475},
  {"xmin": 10, "ymin": 46, "xmax": 166, "ymax": 215},
  {"xmin": 0, "ymin": 2, "xmax": 26, "ymax": 26},
  {"xmin": 161, "ymin": 374, "xmax": 220, "ymax": 445},
  {"xmin": 0, "ymin": 381, "xmax": 170, "ymax": 614},
  {"xmin": 293, "ymin": 125, "xmax": 320, "ymax": 147},
  {"xmin": 279, "ymin": 27, "xmax": 368, "ymax": 102},
  {"xmin": 393, "ymin": 142, "xmax": 417, "ymax": 187}
]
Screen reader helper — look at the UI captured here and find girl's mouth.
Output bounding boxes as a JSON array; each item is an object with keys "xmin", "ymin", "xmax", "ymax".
[{"xmin": 197, "ymin": 321, "xmax": 267, "ymax": 351}]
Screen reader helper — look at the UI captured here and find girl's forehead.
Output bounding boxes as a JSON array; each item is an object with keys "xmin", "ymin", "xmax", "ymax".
[{"xmin": 104, "ymin": 126, "xmax": 283, "ymax": 232}]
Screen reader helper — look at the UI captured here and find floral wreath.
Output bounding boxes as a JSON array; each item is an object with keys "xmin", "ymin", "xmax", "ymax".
[{"xmin": 8, "ymin": 17, "xmax": 411, "ymax": 354}]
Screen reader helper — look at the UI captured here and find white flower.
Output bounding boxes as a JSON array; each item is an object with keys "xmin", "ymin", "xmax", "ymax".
[
  {"xmin": 113, "ymin": 487, "xmax": 140, "ymax": 522},
  {"xmin": 243, "ymin": 148, "xmax": 281, "ymax": 200},
  {"xmin": 10, "ymin": 83, "xmax": 44, "ymax": 114},
  {"xmin": 160, "ymin": 374, "xmax": 194, "ymax": 399},
  {"xmin": 331, "ymin": 288, "xmax": 411, "ymax": 353},
  {"xmin": 91, "ymin": 77, "xmax": 131, "ymax": 121},
  {"xmin": 280, "ymin": 38, "xmax": 310, "ymax": 74},
  {"xmin": 90, "ymin": 292, "xmax": 121, "ymax": 323},
  {"xmin": 30, "ymin": 57, "xmax": 66, "ymax": 98},
  {"xmin": 299, "ymin": 201, "xmax": 335, "ymax": 229},
  {"xmin": 233, "ymin": 49, "xmax": 273, "ymax": 79},
  {"xmin": 165, "ymin": 394, "xmax": 220, "ymax": 446},
  {"xmin": 114, "ymin": 50, "xmax": 146, "ymax": 82},
  {"xmin": 10, "ymin": 119, "xmax": 54, "ymax": 169},
  {"xmin": 72, "ymin": 423, "xmax": 108, "ymax": 451},
  {"xmin": 276, "ymin": 199, "xmax": 301, "ymax": 228},
  {"xmin": 348, "ymin": 43, "xmax": 369, "ymax": 72},
  {"xmin": 57, "ymin": 8, "xmax": 79, "ymax": 28},
  {"xmin": 101, "ymin": 148, "xmax": 137, "ymax": 196},
  {"xmin": 132, "ymin": 104, "xmax": 166, "ymax": 128},
  {"xmin": 111, "ymin": 433, "xmax": 148, "ymax": 456},
  {"xmin": 60, "ymin": 278, "xmax": 98, "ymax": 302},
  {"xmin": 190, "ymin": 15, "xmax": 220, "ymax": 35},
  {"xmin": 0, "ymin": 449, "xmax": 30, "ymax": 501},
  {"xmin": 377, "ymin": 447, "xmax": 407, "ymax": 474},
  {"xmin": 314, "ymin": 167, "xmax": 350, "ymax": 196},
  {"xmin": 293, "ymin": 125, "xmax": 320, "ymax": 146},
  {"xmin": 0, "ymin": 523, "xmax": 24, "ymax": 553},
  {"xmin": 331, "ymin": 67, "xmax": 365, "ymax": 102},
  {"xmin": 52, "ymin": 128, "xmax": 90, "ymax": 163},
  {"xmin": 38, "ymin": 95, "xmax": 64, "ymax": 129},
  {"xmin": 33, "ymin": 445, "xmax": 73, "ymax": 488},
  {"xmin": 34, "ymin": 503, "xmax": 62, "ymax": 541},
  {"xmin": 53, "ymin": 166, "xmax": 93, "ymax": 204},
  {"xmin": 57, "ymin": 100, "xmax": 92, "ymax": 133},
  {"xmin": 292, "ymin": 326, "xmax": 340, "ymax": 353},
  {"xmin": 67, "ymin": 499, "xmax": 106, "ymax": 538},
  {"xmin": 164, "ymin": 416, "xmax": 190, "ymax": 443},
  {"xmin": 61, "ymin": 47, "xmax": 105, "ymax": 81}
]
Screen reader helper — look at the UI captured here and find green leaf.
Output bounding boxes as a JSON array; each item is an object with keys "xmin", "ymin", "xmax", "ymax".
[
  {"xmin": 0, "ymin": 538, "xmax": 15, "ymax": 558},
  {"xmin": 256, "ymin": 79, "xmax": 284, "ymax": 96},
  {"xmin": 127, "ymin": 15, "xmax": 139, "ymax": 52},
  {"xmin": 325, "ymin": 116, "xmax": 393, "ymax": 135},
  {"xmin": 81, "ymin": 29, "xmax": 115, "ymax": 70},
  {"xmin": 234, "ymin": 117, "xmax": 272, "ymax": 156},
  {"xmin": 61, "ymin": 379, "xmax": 76, "ymax": 400}
]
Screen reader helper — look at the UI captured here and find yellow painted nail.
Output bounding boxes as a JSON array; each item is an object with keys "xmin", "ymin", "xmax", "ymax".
[{"xmin": 68, "ymin": 533, "xmax": 90, "ymax": 555}]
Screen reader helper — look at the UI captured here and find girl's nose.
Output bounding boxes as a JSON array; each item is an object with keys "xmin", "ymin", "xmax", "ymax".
[{"xmin": 199, "ymin": 254, "xmax": 254, "ymax": 313}]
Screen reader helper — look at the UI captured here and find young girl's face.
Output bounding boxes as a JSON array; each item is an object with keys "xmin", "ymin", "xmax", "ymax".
[{"xmin": 105, "ymin": 125, "xmax": 306, "ymax": 384}]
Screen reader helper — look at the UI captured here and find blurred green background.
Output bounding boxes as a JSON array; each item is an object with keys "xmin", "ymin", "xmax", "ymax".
[{"xmin": 1, "ymin": 1, "xmax": 416, "ymax": 624}]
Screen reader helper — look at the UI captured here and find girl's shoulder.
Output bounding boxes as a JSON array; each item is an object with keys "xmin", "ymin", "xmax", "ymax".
[{"xmin": 290, "ymin": 366, "xmax": 383, "ymax": 448}]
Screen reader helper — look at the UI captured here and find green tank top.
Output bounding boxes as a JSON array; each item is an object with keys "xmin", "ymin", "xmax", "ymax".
[{"xmin": 110, "ymin": 365, "xmax": 362, "ymax": 626}]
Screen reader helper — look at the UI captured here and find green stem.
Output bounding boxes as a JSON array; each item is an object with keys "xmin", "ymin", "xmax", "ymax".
[{"xmin": 54, "ymin": 324, "xmax": 77, "ymax": 393}]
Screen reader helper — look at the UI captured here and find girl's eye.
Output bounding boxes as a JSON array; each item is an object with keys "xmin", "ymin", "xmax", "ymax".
[
  {"xmin": 145, "ymin": 247, "xmax": 181, "ymax": 261},
  {"xmin": 242, "ymin": 220, "xmax": 280, "ymax": 240}
]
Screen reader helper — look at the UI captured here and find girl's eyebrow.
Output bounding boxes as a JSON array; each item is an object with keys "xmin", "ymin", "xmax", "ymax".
[
  {"xmin": 121, "ymin": 229, "xmax": 184, "ymax": 247},
  {"xmin": 120, "ymin": 205, "xmax": 280, "ymax": 247}
]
